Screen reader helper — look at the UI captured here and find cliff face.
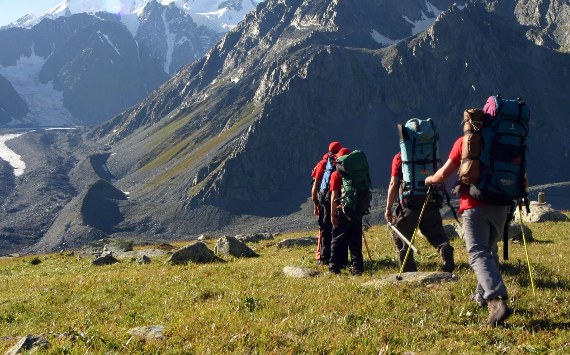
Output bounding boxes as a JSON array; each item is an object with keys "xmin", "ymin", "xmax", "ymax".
[{"xmin": 3, "ymin": 0, "xmax": 570, "ymax": 254}]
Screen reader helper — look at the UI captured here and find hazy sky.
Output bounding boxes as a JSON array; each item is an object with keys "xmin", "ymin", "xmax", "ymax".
[{"xmin": 0, "ymin": 0, "xmax": 63, "ymax": 26}]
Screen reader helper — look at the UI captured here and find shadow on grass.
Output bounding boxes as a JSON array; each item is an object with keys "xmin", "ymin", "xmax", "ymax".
[
  {"xmin": 527, "ymin": 319, "xmax": 570, "ymax": 331},
  {"xmin": 501, "ymin": 261, "xmax": 570, "ymax": 290}
]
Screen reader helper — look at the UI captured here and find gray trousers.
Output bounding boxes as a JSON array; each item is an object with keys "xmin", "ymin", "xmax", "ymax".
[{"xmin": 462, "ymin": 205, "xmax": 508, "ymax": 300}]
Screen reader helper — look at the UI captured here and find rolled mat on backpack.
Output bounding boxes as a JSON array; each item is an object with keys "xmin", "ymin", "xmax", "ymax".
[{"xmin": 458, "ymin": 109, "xmax": 483, "ymax": 185}]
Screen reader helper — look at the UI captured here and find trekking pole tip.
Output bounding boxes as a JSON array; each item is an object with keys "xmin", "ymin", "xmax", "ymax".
[{"xmin": 396, "ymin": 275, "xmax": 403, "ymax": 281}]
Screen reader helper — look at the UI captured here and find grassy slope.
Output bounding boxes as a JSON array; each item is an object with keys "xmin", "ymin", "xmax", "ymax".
[{"xmin": 1, "ymin": 217, "xmax": 569, "ymax": 354}]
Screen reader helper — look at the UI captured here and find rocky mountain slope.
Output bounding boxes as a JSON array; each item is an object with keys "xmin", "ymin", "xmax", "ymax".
[{"xmin": 2, "ymin": 0, "xmax": 570, "ymax": 256}]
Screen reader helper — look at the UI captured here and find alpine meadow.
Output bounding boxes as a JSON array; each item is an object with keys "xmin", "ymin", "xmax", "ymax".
[{"xmin": 1, "ymin": 0, "xmax": 570, "ymax": 353}]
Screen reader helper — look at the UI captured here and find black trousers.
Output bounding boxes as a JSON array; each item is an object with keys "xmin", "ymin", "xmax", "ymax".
[
  {"xmin": 392, "ymin": 202, "xmax": 449, "ymax": 272},
  {"xmin": 318, "ymin": 201, "xmax": 333, "ymax": 263},
  {"xmin": 329, "ymin": 210, "xmax": 363, "ymax": 274}
]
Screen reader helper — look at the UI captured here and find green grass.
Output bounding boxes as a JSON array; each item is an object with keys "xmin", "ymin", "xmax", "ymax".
[{"xmin": 1, "ymin": 218, "xmax": 570, "ymax": 354}]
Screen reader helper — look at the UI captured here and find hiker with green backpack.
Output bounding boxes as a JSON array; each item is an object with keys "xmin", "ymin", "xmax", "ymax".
[
  {"xmin": 424, "ymin": 95, "xmax": 530, "ymax": 327},
  {"xmin": 385, "ymin": 118, "xmax": 456, "ymax": 273},
  {"xmin": 328, "ymin": 148, "xmax": 372, "ymax": 275}
]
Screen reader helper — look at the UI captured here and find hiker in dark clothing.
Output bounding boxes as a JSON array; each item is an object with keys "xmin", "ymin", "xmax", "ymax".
[
  {"xmin": 311, "ymin": 142, "xmax": 342, "ymax": 265},
  {"xmin": 329, "ymin": 148, "xmax": 363, "ymax": 275},
  {"xmin": 385, "ymin": 152, "xmax": 455, "ymax": 273}
]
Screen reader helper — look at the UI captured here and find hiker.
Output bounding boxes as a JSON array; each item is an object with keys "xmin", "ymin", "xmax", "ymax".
[
  {"xmin": 384, "ymin": 118, "xmax": 455, "ymax": 273},
  {"xmin": 311, "ymin": 141, "xmax": 342, "ymax": 265},
  {"xmin": 424, "ymin": 96, "xmax": 530, "ymax": 326},
  {"xmin": 329, "ymin": 148, "xmax": 371, "ymax": 275}
]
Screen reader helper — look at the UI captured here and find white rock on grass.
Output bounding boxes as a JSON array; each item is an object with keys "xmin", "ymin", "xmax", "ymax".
[
  {"xmin": 359, "ymin": 272, "xmax": 458, "ymax": 290},
  {"xmin": 283, "ymin": 266, "xmax": 318, "ymax": 278},
  {"xmin": 514, "ymin": 203, "xmax": 569, "ymax": 223},
  {"xmin": 127, "ymin": 325, "xmax": 166, "ymax": 341}
]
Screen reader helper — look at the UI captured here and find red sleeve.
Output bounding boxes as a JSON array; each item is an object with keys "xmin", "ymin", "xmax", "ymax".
[
  {"xmin": 449, "ymin": 137, "xmax": 464, "ymax": 166},
  {"xmin": 329, "ymin": 171, "xmax": 342, "ymax": 192},
  {"xmin": 391, "ymin": 153, "xmax": 401, "ymax": 177},
  {"xmin": 311, "ymin": 159, "xmax": 326, "ymax": 180}
]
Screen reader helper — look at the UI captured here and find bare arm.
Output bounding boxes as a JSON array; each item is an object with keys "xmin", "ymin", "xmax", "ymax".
[
  {"xmin": 331, "ymin": 190, "xmax": 340, "ymax": 227},
  {"xmin": 311, "ymin": 178, "xmax": 321, "ymax": 215},
  {"xmin": 384, "ymin": 175, "xmax": 400, "ymax": 223},
  {"xmin": 425, "ymin": 158, "xmax": 458, "ymax": 186}
]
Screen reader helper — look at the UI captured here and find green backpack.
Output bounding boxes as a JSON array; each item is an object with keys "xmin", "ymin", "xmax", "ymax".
[{"xmin": 335, "ymin": 150, "xmax": 372, "ymax": 219}]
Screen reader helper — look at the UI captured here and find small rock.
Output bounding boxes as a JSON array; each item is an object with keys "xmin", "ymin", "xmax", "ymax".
[
  {"xmin": 235, "ymin": 233, "xmax": 274, "ymax": 243},
  {"xmin": 91, "ymin": 254, "xmax": 119, "ymax": 266},
  {"xmin": 127, "ymin": 325, "xmax": 166, "ymax": 341},
  {"xmin": 283, "ymin": 266, "xmax": 318, "ymax": 278},
  {"xmin": 359, "ymin": 272, "xmax": 458, "ymax": 290},
  {"xmin": 5, "ymin": 335, "xmax": 50, "ymax": 355},
  {"xmin": 276, "ymin": 236, "xmax": 318, "ymax": 249},
  {"xmin": 137, "ymin": 255, "xmax": 151, "ymax": 264}
]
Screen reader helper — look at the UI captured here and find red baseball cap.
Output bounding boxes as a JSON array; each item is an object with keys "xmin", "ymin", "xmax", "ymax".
[
  {"xmin": 328, "ymin": 142, "xmax": 342, "ymax": 154},
  {"xmin": 337, "ymin": 148, "xmax": 351, "ymax": 157}
]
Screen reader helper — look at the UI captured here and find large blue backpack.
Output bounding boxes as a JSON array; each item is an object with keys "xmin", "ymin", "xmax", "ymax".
[
  {"xmin": 398, "ymin": 118, "xmax": 441, "ymax": 203},
  {"xmin": 470, "ymin": 96, "xmax": 530, "ymax": 205},
  {"xmin": 318, "ymin": 155, "xmax": 336, "ymax": 203}
]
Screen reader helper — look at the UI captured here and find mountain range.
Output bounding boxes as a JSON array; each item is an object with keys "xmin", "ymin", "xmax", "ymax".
[
  {"xmin": 1, "ymin": 0, "xmax": 570, "ymax": 256},
  {"xmin": 0, "ymin": 0, "xmax": 261, "ymax": 126}
]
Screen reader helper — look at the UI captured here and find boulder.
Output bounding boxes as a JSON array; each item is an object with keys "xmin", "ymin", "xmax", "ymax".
[
  {"xmin": 136, "ymin": 255, "xmax": 152, "ymax": 264},
  {"xmin": 127, "ymin": 325, "xmax": 166, "ymax": 341},
  {"xmin": 215, "ymin": 236, "xmax": 258, "ymax": 258},
  {"xmin": 283, "ymin": 266, "xmax": 318, "ymax": 278},
  {"xmin": 276, "ymin": 236, "xmax": 318, "ymax": 249},
  {"xmin": 514, "ymin": 203, "xmax": 570, "ymax": 223},
  {"xmin": 359, "ymin": 272, "xmax": 458, "ymax": 290},
  {"xmin": 167, "ymin": 242, "xmax": 220, "ymax": 264},
  {"xmin": 235, "ymin": 233, "xmax": 274, "ymax": 243},
  {"xmin": 508, "ymin": 223, "xmax": 534, "ymax": 242},
  {"xmin": 91, "ymin": 253, "xmax": 119, "ymax": 266},
  {"xmin": 5, "ymin": 335, "xmax": 50, "ymax": 355}
]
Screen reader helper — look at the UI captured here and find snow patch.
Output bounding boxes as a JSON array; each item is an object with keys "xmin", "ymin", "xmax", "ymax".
[
  {"xmin": 0, "ymin": 45, "xmax": 76, "ymax": 127},
  {"xmin": 371, "ymin": 29, "xmax": 396, "ymax": 46},
  {"xmin": 402, "ymin": 1, "xmax": 444, "ymax": 36},
  {"xmin": 161, "ymin": 8, "xmax": 176, "ymax": 75},
  {"xmin": 97, "ymin": 30, "xmax": 121, "ymax": 56},
  {"xmin": 0, "ymin": 133, "xmax": 26, "ymax": 176}
]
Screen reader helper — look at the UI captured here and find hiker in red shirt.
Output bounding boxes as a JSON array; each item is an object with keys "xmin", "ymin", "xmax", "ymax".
[{"xmin": 311, "ymin": 142, "xmax": 342, "ymax": 265}]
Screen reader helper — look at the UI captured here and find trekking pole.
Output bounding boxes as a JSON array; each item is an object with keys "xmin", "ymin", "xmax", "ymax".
[
  {"xmin": 397, "ymin": 187, "xmax": 431, "ymax": 280},
  {"xmin": 362, "ymin": 232, "xmax": 372, "ymax": 261},
  {"xmin": 315, "ymin": 230, "xmax": 322, "ymax": 261},
  {"xmin": 388, "ymin": 222, "xmax": 420, "ymax": 254},
  {"xmin": 518, "ymin": 199, "xmax": 536, "ymax": 297}
]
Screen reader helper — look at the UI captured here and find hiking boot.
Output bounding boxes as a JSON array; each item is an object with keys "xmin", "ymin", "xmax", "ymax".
[
  {"xmin": 439, "ymin": 243, "xmax": 455, "ymax": 273},
  {"xmin": 486, "ymin": 299, "xmax": 512, "ymax": 327},
  {"xmin": 469, "ymin": 293, "xmax": 487, "ymax": 308}
]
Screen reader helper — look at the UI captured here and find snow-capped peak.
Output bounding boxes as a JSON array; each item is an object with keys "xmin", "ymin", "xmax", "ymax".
[{"xmin": 20, "ymin": 0, "xmax": 261, "ymax": 34}]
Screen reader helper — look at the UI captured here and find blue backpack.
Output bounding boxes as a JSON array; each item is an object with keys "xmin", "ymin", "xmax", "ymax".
[
  {"xmin": 398, "ymin": 118, "xmax": 441, "ymax": 203},
  {"xmin": 470, "ymin": 96, "xmax": 530, "ymax": 205},
  {"xmin": 318, "ymin": 155, "xmax": 336, "ymax": 203}
]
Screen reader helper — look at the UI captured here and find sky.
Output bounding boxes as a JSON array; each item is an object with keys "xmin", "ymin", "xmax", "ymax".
[{"xmin": 0, "ymin": 0, "xmax": 63, "ymax": 26}]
